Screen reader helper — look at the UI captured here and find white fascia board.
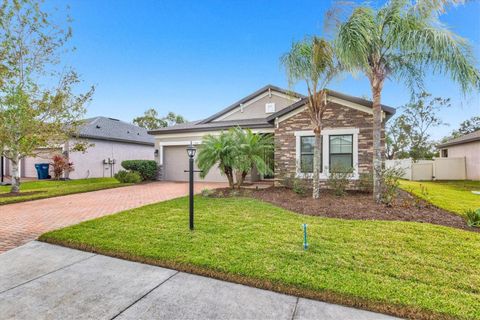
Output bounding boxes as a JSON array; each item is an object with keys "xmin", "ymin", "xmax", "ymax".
[
  {"xmin": 159, "ymin": 140, "xmax": 202, "ymax": 146},
  {"xmin": 327, "ymin": 96, "xmax": 373, "ymax": 115},
  {"xmin": 277, "ymin": 95, "xmax": 386, "ymax": 124},
  {"xmin": 278, "ymin": 105, "xmax": 307, "ymax": 123},
  {"xmin": 214, "ymin": 91, "xmax": 299, "ymax": 121},
  {"xmin": 154, "ymin": 128, "xmax": 274, "ymax": 140}
]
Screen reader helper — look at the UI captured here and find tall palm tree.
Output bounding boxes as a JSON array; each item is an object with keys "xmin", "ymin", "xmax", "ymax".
[
  {"xmin": 332, "ymin": 0, "xmax": 480, "ymax": 202},
  {"xmin": 232, "ymin": 127, "xmax": 273, "ymax": 188},
  {"xmin": 197, "ymin": 132, "xmax": 237, "ymax": 188},
  {"xmin": 281, "ymin": 37, "xmax": 338, "ymax": 199}
]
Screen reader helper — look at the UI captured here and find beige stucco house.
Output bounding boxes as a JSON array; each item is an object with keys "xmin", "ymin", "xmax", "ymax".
[
  {"xmin": 149, "ymin": 85, "xmax": 395, "ymax": 183},
  {"xmin": 438, "ymin": 130, "xmax": 480, "ymax": 180},
  {"xmin": 2, "ymin": 117, "xmax": 154, "ymax": 180}
]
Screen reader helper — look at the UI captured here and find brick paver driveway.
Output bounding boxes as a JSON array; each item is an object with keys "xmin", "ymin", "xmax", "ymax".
[{"xmin": 0, "ymin": 181, "xmax": 226, "ymax": 253}]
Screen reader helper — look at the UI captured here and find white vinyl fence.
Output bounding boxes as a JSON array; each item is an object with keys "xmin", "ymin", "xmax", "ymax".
[{"xmin": 385, "ymin": 157, "xmax": 466, "ymax": 181}]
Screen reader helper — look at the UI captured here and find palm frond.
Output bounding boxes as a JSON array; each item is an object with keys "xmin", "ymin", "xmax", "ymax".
[
  {"xmin": 334, "ymin": 6, "xmax": 376, "ymax": 74},
  {"xmin": 399, "ymin": 23, "xmax": 480, "ymax": 92}
]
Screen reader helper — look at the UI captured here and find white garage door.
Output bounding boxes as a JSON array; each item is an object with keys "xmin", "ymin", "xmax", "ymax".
[{"xmin": 163, "ymin": 145, "xmax": 226, "ymax": 182}]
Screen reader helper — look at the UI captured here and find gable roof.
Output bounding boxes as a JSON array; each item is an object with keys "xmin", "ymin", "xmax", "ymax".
[
  {"xmin": 78, "ymin": 117, "xmax": 154, "ymax": 146},
  {"xmin": 198, "ymin": 84, "xmax": 304, "ymax": 124},
  {"xmin": 148, "ymin": 85, "xmax": 396, "ymax": 135},
  {"xmin": 266, "ymin": 90, "xmax": 396, "ymax": 122},
  {"xmin": 437, "ymin": 130, "xmax": 480, "ymax": 148}
]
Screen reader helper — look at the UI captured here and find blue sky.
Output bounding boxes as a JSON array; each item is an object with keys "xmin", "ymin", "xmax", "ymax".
[{"xmin": 51, "ymin": 0, "xmax": 479, "ymax": 140}]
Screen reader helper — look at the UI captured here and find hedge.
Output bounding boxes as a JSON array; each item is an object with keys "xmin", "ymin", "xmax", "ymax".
[{"xmin": 121, "ymin": 160, "xmax": 157, "ymax": 181}]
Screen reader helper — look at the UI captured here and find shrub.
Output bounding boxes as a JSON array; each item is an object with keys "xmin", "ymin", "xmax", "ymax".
[
  {"xmin": 465, "ymin": 208, "xmax": 480, "ymax": 227},
  {"xmin": 114, "ymin": 170, "xmax": 142, "ymax": 183},
  {"xmin": 292, "ymin": 178, "xmax": 308, "ymax": 197},
  {"xmin": 381, "ymin": 167, "xmax": 404, "ymax": 206},
  {"xmin": 229, "ymin": 189, "xmax": 240, "ymax": 197},
  {"xmin": 327, "ymin": 165, "xmax": 354, "ymax": 197},
  {"xmin": 280, "ymin": 171, "xmax": 308, "ymax": 196},
  {"xmin": 201, "ymin": 188, "xmax": 214, "ymax": 197},
  {"xmin": 121, "ymin": 160, "xmax": 157, "ymax": 181},
  {"xmin": 357, "ymin": 171, "xmax": 373, "ymax": 193},
  {"xmin": 280, "ymin": 172, "xmax": 295, "ymax": 189},
  {"xmin": 50, "ymin": 154, "xmax": 74, "ymax": 180}
]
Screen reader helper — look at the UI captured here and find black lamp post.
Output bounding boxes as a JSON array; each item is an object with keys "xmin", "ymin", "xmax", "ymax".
[
  {"xmin": 185, "ymin": 142, "xmax": 198, "ymax": 230},
  {"xmin": 0, "ymin": 155, "xmax": 4, "ymax": 184}
]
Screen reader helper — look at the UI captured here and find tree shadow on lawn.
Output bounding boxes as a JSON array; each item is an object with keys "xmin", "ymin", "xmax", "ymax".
[{"xmin": 0, "ymin": 191, "xmax": 45, "ymax": 198}]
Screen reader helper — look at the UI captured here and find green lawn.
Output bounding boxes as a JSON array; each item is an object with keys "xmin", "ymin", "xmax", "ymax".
[
  {"xmin": 40, "ymin": 196, "xmax": 480, "ymax": 319},
  {"xmin": 0, "ymin": 178, "xmax": 128, "ymax": 205},
  {"xmin": 399, "ymin": 180, "xmax": 480, "ymax": 216}
]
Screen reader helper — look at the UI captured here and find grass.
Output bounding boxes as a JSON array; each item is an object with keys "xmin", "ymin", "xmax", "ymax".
[
  {"xmin": 40, "ymin": 196, "xmax": 480, "ymax": 320},
  {"xmin": 0, "ymin": 178, "xmax": 128, "ymax": 205},
  {"xmin": 399, "ymin": 180, "xmax": 480, "ymax": 216}
]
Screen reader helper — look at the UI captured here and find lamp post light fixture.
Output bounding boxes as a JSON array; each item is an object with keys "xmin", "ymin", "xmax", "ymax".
[{"xmin": 185, "ymin": 142, "xmax": 201, "ymax": 230}]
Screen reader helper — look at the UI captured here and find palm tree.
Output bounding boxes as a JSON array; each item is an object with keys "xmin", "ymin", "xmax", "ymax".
[
  {"xmin": 232, "ymin": 127, "xmax": 273, "ymax": 188},
  {"xmin": 332, "ymin": 0, "xmax": 480, "ymax": 202},
  {"xmin": 281, "ymin": 37, "xmax": 338, "ymax": 199},
  {"xmin": 196, "ymin": 132, "xmax": 237, "ymax": 188}
]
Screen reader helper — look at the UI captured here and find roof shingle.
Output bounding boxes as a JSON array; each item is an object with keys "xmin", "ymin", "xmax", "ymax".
[{"xmin": 79, "ymin": 117, "xmax": 154, "ymax": 146}]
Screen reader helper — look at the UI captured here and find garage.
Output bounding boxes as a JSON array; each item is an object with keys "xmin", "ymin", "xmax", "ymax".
[{"xmin": 162, "ymin": 145, "xmax": 226, "ymax": 182}]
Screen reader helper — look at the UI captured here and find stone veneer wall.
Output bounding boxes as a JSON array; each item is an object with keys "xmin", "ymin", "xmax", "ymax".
[{"xmin": 274, "ymin": 102, "xmax": 385, "ymax": 186}]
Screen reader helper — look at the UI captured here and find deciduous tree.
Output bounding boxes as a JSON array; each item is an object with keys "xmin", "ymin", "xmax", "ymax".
[
  {"xmin": 0, "ymin": 0, "xmax": 94, "ymax": 193},
  {"xmin": 387, "ymin": 92, "xmax": 449, "ymax": 160},
  {"xmin": 449, "ymin": 116, "xmax": 480, "ymax": 139},
  {"xmin": 133, "ymin": 109, "xmax": 186, "ymax": 130}
]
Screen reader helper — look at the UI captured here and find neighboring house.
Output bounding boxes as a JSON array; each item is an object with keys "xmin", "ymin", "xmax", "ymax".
[
  {"xmin": 2, "ymin": 117, "xmax": 155, "ymax": 179},
  {"xmin": 149, "ymin": 85, "xmax": 396, "ymax": 184},
  {"xmin": 437, "ymin": 130, "xmax": 480, "ymax": 180}
]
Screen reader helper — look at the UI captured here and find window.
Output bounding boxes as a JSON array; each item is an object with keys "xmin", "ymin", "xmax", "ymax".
[
  {"xmin": 300, "ymin": 136, "xmax": 321, "ymax": 173},
  {"xmin": 329, "ymin": 135, "xmax": 353, "ymax": 171},
  {"xmin": 441, "ymin": 149, "xmax": 448, "ymax": 158},
  {"xmin": 265, "ymin": 103, "xmax": 276, "ymax": 113}
]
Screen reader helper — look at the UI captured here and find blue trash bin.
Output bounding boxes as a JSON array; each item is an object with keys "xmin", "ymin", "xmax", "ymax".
[{"xmin": 35, "ymin": 163, "xmax": 50, "ymax": 180}]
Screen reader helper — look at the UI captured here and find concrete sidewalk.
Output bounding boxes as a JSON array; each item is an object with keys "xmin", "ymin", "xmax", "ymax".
[{"xmin": 0, "ymin": 242, "xmax": 399, "ymax": 320}]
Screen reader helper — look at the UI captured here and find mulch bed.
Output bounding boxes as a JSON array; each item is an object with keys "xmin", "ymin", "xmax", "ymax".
[
  {"xmin": 0, "ymin": 191, "xmax": 44, "ymax": 198},
  {"xmin": 211, "ymin": 187, "xmax": 478, "ymax": 233}
]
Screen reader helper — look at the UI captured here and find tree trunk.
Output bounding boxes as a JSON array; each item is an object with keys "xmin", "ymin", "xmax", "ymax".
[
  {"xmin": 371, "ymin": 79, "xmax": 384, "ymax": 203},
  {"xmin": 63, "ymin": 141, "xmax": 70, "ymax": 180},
  {"xmin": 312, "ymin": 131, "xmax": 322, "ymax": 199},
  {"xmin": 224, "ymin": 167, "xmax": 234, "ymax": 189},
  {"xmin": 10, "ymin": 155, "xmax": 21, "ymax": 193},
  {"xmin": 236, "ymin": 171, "xmax": 248, "ymax": 189}
]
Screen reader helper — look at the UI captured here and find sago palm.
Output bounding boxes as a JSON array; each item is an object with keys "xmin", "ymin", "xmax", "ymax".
[
  {"xmin": 332, "ymin": 0, "xmax": 480, "ymax": 202},
  {"xmin": 232, "ymin": 127, "xmax": 273, "ymax": 188},
  {"xmin": 196, "ymin": 131, "xmax": 237, "ymax": 188},
  {"xmin": 281, "ymin": 37, "xmax": 338, "ymax": 199}
]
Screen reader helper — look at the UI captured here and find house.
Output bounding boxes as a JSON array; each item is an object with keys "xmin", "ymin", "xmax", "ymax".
[
  {"xmin": 2, "ymin": 117, "xmax": 155, "ymax": 180},
  {"xmin": 437, "ymin": 130, "xmax": 480, "ymax": 180},
  {"xmin": 149, "ymin": 85, "xmax": 396, "ymax": 184}
]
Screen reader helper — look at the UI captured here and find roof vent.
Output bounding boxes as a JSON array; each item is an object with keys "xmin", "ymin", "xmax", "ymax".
[
  {"xmin": 108, "ymin": 118, "xmax": 120, "ymax": 121},
  {"xmin": 96, "ymin": 125, "xmax": 101, "ymax": 129}
]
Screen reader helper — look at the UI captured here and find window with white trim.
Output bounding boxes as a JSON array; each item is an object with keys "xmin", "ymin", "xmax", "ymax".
[
  {"xmin": 265, "ymin": 102, "xmax": 276, "ymax": 113},
  {"xmin": 329, "ymin": 134, "xmax": 353, "ymax": 171},
  {"xmin": 300, "ymin": 136, "xmax": 322, "ymax": 173}
]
